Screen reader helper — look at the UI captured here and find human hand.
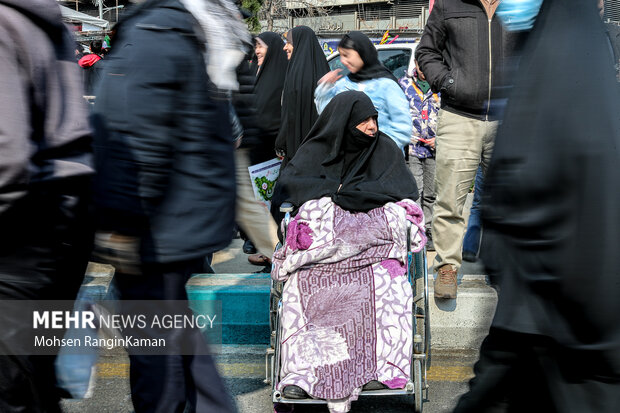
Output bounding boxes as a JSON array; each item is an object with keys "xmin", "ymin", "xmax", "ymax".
[
  {"xmin": 319, "ymin": 69, "xmax": 343, "ymax": 85},
  {"xmin": 428, "ymin": 138, "xmax": 436, "ymax": 150}
]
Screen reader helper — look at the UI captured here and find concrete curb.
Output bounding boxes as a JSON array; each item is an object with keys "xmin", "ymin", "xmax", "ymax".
[
  {"xmin": 186, "ymin": 273, "xmax": 271, "ymax": 345},
  {"xmin": 78, "ymin": 263, "xmax": 115, "ymax": 301},
  {"xmin": 79, "ymin": 256, "xmax": 498, "ymax": 351},
  {"xmin": 429, "ymin": 276, "xmax": 496, "ymax": 351},
  {"xmin": 186, "ymin": 271, "xmax": 497, "ymax": 351}
]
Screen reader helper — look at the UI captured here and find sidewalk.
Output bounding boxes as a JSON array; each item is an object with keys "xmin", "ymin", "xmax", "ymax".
[
  {"xmin": 203, "ymin": 239, "xmax": 497, "ymax": 351},
  {"xmin": 201, "ymin": 192, "xmax": 497, "ymax": 351}
]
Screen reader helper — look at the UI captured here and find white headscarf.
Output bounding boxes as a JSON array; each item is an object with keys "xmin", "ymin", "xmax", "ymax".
[{"xmin": 179, "ymin": 0, "xmax": 252, "ymax": 91}]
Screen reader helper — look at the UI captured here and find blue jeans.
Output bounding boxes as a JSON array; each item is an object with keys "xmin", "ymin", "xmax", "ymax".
[{"xmin": 463, "ymin": 167, "xmax": 483, "ymax": 255}]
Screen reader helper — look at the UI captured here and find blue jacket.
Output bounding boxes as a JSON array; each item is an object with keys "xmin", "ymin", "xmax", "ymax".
[
  {"xmin": 315, "ymin": 76, "xmax": 412, "ymax": 150},
  {"xmin": 92, "ymin": 0, "xmax": 236, "ymax": 264}
]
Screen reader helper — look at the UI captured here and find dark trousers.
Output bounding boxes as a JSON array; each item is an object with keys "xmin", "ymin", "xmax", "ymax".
[
  {"xmin": 0, "ymin": 178, "xmax": 93, "ymax": 412},
  {"xmin": 454, "ymin": 328, "xmax": 620, "ymax": 413},
  {"xmin": 114, "ymin": 259, "xmax": 236, "ymax": 413}
]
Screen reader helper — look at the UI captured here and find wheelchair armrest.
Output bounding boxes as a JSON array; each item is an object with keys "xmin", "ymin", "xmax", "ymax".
[
  {"xmin": 406, "ymin": 221, "xmax": 412, "ymax": 252},
  {"xmin": 279, "ymin": 202, "xmax": 294, "ymax": 213}
]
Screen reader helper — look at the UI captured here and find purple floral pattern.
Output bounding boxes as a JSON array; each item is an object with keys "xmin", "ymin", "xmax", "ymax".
[
  {"xmin": 285, "ymin": 218, "xmax": 313, "ymax": 251},
  {"xmin": 384, "ymin": 377, "xmax": 408, "ymax": 389},
  {"xmin": 381, "ymin": 259, "xmax": 407, "ymax": 279},
  {"xmin": 398, "ymin": 75, "xmax": 441, "ymax": 159},
  {"xmin": 272, "ymin": 197, "xmax": 426, "ymax": 413}
]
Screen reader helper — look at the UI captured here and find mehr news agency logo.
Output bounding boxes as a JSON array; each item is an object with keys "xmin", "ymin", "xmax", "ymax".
[{"xmin": 32, "ymin": 309, "xmax": 217, "ymax": 349}]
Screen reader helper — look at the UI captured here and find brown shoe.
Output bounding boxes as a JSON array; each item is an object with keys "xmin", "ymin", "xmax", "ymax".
[
  {"xmin": 434, "ymin": 264, "xmax": 458, "ymax": 299},
  {"xmin": 248, "ymin": 253, "xmax": 271, "ymax": 266}
]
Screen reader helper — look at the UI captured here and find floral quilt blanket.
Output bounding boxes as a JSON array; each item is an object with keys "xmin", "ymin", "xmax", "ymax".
[{"xmin": 272, "ymin": 197, "xmax": 426, "ymax": 413}]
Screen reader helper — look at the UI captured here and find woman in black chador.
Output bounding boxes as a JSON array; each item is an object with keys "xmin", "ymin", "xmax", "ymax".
[
  {"xmin": 272, "ymin": 90, "xmax": 418, "ymax": 216},
  {"xmin": 275, "ymin": 26, "xmax": 329, "ymax": 165},
  {"xmin": 252, "ymin": 31, "xmax": 288, "ymax": 163}
]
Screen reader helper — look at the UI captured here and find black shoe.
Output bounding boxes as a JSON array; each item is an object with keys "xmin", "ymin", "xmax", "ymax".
[
  {"xmin": 243, "ymin": 239, "xmax": 257, "ymax": 254},
  {"xmin": 362, "ymin": 380, "xmax": 388, "ymax": 391},
  {"xmin": 425, "ymin": 229, "xmax": 435, "ymax": 251},
  {"xmin": 462, "ymin": 250, "xmax": 477, "ymax": 262},
  {"xmin": 282, "ymin": 385, "xmax": 309, "ymax": 399},
  {"xmin": 253, "ymin": 264, "xmax": 272, "ymax": 274}
]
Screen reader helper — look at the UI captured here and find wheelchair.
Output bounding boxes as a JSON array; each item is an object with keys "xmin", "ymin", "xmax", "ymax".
[{"xmin": 265, "ymin": 202, "xmax": 431, "ymax": 412}]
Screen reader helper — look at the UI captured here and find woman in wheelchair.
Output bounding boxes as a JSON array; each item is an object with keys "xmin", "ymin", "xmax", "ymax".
[{"xmin": 271, "ymin": 91, "xmax": 426, "ymax": 413}]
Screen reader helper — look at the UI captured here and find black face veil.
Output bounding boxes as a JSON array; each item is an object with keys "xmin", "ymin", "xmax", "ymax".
[{"xmin": 272, "ymin": 90, "xmax": 418, "ymax": 214}]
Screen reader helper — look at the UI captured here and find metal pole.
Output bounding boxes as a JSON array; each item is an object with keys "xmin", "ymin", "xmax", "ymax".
[
  {"xmin": 116, "ymin": 0, "xmax": 119, "ymax": 22},
  {"xmin": 98, "ymin": 0, "xmax": 103, "ymax": 20}
]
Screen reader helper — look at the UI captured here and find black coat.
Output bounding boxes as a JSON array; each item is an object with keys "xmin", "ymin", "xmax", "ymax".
[
  {"xmin": 415, "ymin": 0, "xmax": 520, "ymax": 120},
  {"xmin": 92, "ymin": 0, "xmax": 236, "ymax": 264},
  {"xmin": 235, "ymin": 50, "xmax": 263, "ymax": 152},
  {"xmin": 481, "ymin": 0, "xmax": 620, "ymax": 379},
  {"xmin": 0, "ymin": 0, "xmax": 94, "ymax": 218}
]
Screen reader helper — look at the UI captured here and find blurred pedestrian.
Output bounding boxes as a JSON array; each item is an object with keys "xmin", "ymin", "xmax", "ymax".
[
  {"xmin": 78, "ymin": 39, "xmax": 104, "ymax": 96},
  {"xmin": 91, "ymin": 0, "xmax": 244, "ymax": 411},
  {"xmin": 399, "ymin": 60, "xmax": 440, "ymax": 249},
  {"xmin": 601, "ymin": 0, "xmax": 620, "ymax": 81},
  {"xmin": 416, "ymin": 0, "xmax": 517, "ymax": 298},
  {"xmin": 315, "ymin": 31, "xmax": 412, "ymax": 151},
  {"xmin": 232, "ymin": 34, "xmax": 282, "ymax": 270},
  {"xmin": 275, "ymin": 25, "xmax": 329, "ymax": 165},
  {"xmin": 455, "ymin": 0, "xmax": 620, "ymax": 411},
  {"xmin": 0, "ymin": 0, "xmax": 94, "ymax": 410},
  {"xmin": 462, "ymin": 166, "xmax": 483, "ymax": 262}
]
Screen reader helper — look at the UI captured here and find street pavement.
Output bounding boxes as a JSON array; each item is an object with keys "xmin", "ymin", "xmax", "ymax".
[{"xmin": 61, "ymin": 345, "xmax": 477, "ymax": 413}]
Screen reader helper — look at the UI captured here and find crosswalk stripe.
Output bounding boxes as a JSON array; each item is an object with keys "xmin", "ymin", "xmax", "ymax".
[
  {"xmin": 96, "ymin": 362, "xmax": 473, "ymax": 382},
  {"xmin": 97, "ymin": 362, "xmax": 129, "ymax": 378}
]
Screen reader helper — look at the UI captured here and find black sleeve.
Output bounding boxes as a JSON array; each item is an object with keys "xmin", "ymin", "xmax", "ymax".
[
  {"xmin": 93, "ymin": 25, "xmax": 183, "ymax": 204},
  {"xmin": 0, "ymin": 28, "xmax": 30, "ymax": 215},
  {"xmin": 415, "ymin": 0, "xmax": 453, "ymax": 94},
  {"xmin": 233, "ymin": 52, "xmax": 263, "ymax": 150}
]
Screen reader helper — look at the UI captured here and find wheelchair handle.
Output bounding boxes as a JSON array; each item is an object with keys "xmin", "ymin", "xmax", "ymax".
[{"xmin": 279, "ymin": 202, "xmax": 294, "ymax": 213}]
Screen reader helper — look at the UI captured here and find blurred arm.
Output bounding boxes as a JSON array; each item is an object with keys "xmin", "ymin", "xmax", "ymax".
[
  {"xmin": 0, "ymin": 31, "xmax": 30, "ymax": 215},
  {"xmin": 314, "ymin": 79, "xmax": 340, "ymax": 115},
  {"xmin": 415, "ymin": 0, "xmax": 452, "ymax": 94}
]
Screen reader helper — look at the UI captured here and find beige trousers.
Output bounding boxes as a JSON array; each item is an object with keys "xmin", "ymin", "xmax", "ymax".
[
  {"xmin": 432, "ymin": 109, "xmax": 498, "ymax": 272},
  {"xmin": 235, "ymin": 148, "xmax": 279, "ymax": 259}
]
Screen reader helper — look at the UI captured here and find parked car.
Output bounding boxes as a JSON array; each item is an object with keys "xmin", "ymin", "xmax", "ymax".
[{"xmin": 326, "ymin": 42, "xmax": 418, "ymax": 79}]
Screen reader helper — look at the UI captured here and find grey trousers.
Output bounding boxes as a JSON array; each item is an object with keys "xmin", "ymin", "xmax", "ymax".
[
  {"xmin": 235, "ymin": 148, "xmax": 279, "ymax": 258},
  {"xmin": 408, "ymin": 156, "xmax": 436, "ymax": 232}
]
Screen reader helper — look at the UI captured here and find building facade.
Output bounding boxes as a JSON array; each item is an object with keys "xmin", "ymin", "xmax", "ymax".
[
  {"xmin": 262, "ymin": 0, "xmax": 431, "ymax": 37},
  {"xmin": 262, "ymin": 0, "xmax": 620, "ymax": 36}
]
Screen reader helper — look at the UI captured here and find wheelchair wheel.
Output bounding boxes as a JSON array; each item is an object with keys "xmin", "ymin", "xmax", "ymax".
[
  {"xmin": 413, "ymin": 358, "xmax": 424, "ymax": 413},
  {"xmin": 411, "ymin": 249, "xmax": 430, "ymax": 413},
  {"xmin": 412, "ymin": 250, "xmax": 431, "ymax": 369},
  {"xmin": 269, "ymin": 280, "xmax": 283, "ymax": 349}
]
